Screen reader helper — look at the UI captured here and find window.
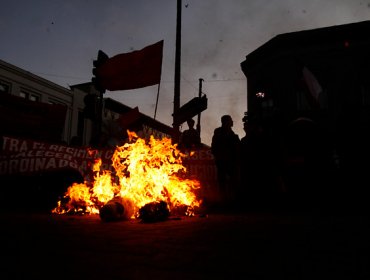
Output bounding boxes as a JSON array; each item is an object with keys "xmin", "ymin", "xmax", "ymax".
[
  {"xmin": 29, "ymin": 94, "xmax": 39, "ymax": 101},
  {"xmin": 20, "ymin": 90, "xmax": 40, "ymax": 102},
  {"xmin": 0, "ymin": 80, "xmax": 10, "ymax": 94}
]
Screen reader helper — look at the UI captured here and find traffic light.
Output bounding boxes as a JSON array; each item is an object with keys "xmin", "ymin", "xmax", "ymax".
[
  {"xmin": 92, "ymin": 50, "xmax": 109, "ymax": 93},
  {"xmin": 83, "ymin": 94, "xmax": 98, "ymax": 120}
]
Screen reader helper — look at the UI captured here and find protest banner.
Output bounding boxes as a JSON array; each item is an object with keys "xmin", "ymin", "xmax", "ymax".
[{"xmin": 0, "ymin": 136, "xmax": 219, "ymax": 203}]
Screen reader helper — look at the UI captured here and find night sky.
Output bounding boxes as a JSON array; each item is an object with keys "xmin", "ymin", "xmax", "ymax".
[{"xmin": 1, "ymin": 0, "xmax": 370, "ymax": 145}]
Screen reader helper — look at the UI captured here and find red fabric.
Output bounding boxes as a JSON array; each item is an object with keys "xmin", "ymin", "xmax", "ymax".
[
  {"xmin": 117, "ymin": 107, "xmax": 141, "ymax": 129},
  {"xmin": 0, "ymin": 94, "xmax": 67, "ymax": 142},
  {"xmin": 97, "ymin": 40, "xmax": 163, "ymax": 91}
]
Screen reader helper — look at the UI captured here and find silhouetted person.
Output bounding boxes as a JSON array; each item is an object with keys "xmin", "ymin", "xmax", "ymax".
[
  {"xmin": 179, "ymin": 118, "xmax": 201, "ymax": 150},
  {"xmin": 211, "ymin": 115, "xmax": 241, "ymax": 204},
  {"xmin": 240, "ymin": 116, "xmax": 284, "ymax": 207},
  {"xmin": 281, "ymin": 117, "xmax": 334, "ymax": 208}
]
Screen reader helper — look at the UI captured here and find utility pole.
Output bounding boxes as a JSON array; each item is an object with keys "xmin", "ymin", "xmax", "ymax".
[
  {"xmin": 197, "ymin": 78, "xmax": 204, "ymax": 139},
  {"xmin": 173, "ymin": 0, "xmax": 182, "ymax": 144}
]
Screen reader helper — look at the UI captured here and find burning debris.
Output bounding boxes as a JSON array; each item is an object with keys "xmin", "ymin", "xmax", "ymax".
[
  {"xmin": 99, "ymin": 196, "xmax": 136, "ymax": 222},
  {"xmin": 52, "ymin": 131, "xmax": 202, "ymax": 221},
  {"xmin": 99, "ymin": 197, "xmax": 125, "ymax": 222},
  {"xmin": 138, "ymin": 201, "xmax": 170, "ymax": 223}
]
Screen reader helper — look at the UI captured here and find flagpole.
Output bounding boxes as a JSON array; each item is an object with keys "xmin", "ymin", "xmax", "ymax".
[
  {"xmin": 173, "ymin": 0, "xmax": 182, "ymax": 143},
  {"xmin": 154, "ymin": 83, "xmax": 161, "ymax": 120}
]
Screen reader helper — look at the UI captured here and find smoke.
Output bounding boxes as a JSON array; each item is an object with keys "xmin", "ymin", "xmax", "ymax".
[{"xmin": 1, "ymin": 0, "xmax": 370, "ymax": 146}]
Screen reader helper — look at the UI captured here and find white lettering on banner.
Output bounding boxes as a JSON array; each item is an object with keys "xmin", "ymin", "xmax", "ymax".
[
  {"xmin": 0, "ymin": 157, "xmax": 80, "ymax": 175},
  {"xmin": 0, "ymin": 136, "xmax": 98, "ymax": 176},
  {"xmin": 3, "ymin": 137, "xmax": 29, "ymax": 152},
  {"xmin": 1, "ymin": 137, "xmax": 219, "ymax": 198},
  {"xmin": 32, "ymin": 142, "xmax": 46, "ymax": 150},
  {"xmin": 184, "ymin": 149, "xmax": 214, "ymax": 161},
  {"xmin": 7, "ymin": 150, "xmax": 74, "ymax": 160},
  {"xmin": 49, "ymin": 145, "xmax": 59, "ymax": 151},
  {"xmin": 182, "ymin": 148, "xmax": 218, "ymax": 194},
  {"xmin": 142, "ymin": 125, "xmax": 171, "ymax": 140}
]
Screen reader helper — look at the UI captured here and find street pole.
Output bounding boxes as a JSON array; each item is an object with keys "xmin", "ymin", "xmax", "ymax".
[
  {"xmin": 173, "ymin": 0, "xmax": 182, "ymax": 144},
  {"xmin": 197, "ymin": 78, "xmax": 204, "ymax": 139},
  {"xmin": 98, "ymin": 89, "xmax": 104, "ymax": 140}
]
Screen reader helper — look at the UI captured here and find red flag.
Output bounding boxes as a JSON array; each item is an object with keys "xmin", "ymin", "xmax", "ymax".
[
  {"xmin": 97, "ymin": 40, "xmax": 163, "ymax": 91},
  {"xmin": 117, "ymin": 107, "xmax": 141, "ymax": 129}
]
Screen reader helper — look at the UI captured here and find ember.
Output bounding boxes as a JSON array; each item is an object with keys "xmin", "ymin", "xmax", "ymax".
[{"xmin": 52, "ymin": 131, "xmax": 202, "ymax": 220}]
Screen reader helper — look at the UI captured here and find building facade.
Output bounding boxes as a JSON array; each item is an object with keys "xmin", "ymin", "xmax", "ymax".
[
  {"xmin": 241, "ymin": 20, "xmax": 370, "ymax": 133},
  {"xmin": 240, "ymin": 20, "xmax": 370, "ymax": 197},
  {"xmin": 0, "ymin": 59, "xmax": 175, "ymax": 146},
  {"xmin": 0, "ymin": 58, "xmax": 89, "ymax": 144}
]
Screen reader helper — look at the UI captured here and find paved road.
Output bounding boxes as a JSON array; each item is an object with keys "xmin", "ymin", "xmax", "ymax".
[{"xmin": 1, "ymin": 206, "xmax": 369, "ymax": 280}]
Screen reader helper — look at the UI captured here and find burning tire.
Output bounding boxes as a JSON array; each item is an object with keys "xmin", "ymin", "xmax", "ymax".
[{"xmin": 138, "ymin": 201, "xmax": 170, "ymax": 223}]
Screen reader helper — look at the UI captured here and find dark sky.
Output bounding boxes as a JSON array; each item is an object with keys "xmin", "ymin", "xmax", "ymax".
[{"xmin": 1, "ymin": 0, "xmax": 369, "ymax": 145}]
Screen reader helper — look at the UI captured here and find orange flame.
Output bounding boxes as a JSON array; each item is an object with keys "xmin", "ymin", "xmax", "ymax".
[{"xmin": 52, "ymin": 131, "xmax": 201, "ymax": 218}]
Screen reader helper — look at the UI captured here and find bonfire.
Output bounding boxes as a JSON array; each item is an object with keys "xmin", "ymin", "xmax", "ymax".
[{"xmin": 52, "ymin": 131, "xmax": 202, "ymax": 221}]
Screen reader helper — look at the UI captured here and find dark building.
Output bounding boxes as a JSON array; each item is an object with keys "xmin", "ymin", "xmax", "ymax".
[
  {"xmin": 103, "ymin": 97, "xmax": 174, "ymax": 140},
  {"xmin": 240, "ymin": 20, "xmax": 370, "ymax": 200}
]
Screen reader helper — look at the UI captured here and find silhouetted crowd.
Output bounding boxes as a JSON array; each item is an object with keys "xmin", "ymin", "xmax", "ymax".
[{"xmin": 209, "ymin": 112, "xmax": 344, "ymax": 210}]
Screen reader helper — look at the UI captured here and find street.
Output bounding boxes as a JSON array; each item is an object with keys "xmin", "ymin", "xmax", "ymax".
[{"xmin": 1, "ymin": 204, "xmax": 369, "ymax": 280}]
